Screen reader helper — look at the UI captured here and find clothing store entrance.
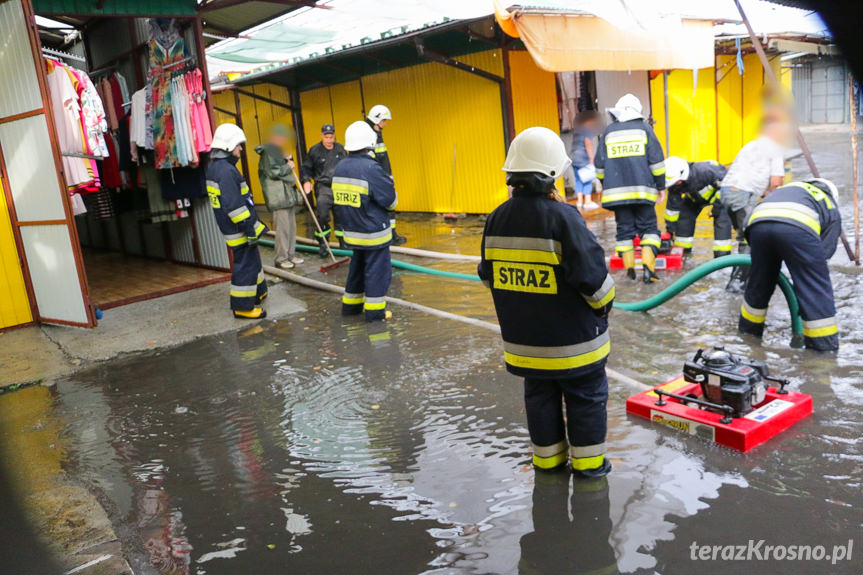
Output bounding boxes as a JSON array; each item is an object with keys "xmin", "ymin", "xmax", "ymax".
[{"xmin": 0, "ymin": 0, "xmax": 231, "ymax": 328}]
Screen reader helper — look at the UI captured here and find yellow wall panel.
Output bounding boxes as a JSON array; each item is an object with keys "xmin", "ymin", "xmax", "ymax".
[
  {"xmin": 742, "ymin": 53, "xmax": 764, "ymax": 147},
  {"xmin": 0, "ymin": 173, "xmax": 33, "ymax": 328},
  {"xmin": 650, "ymin": 68, "xmax": 717, "ymax": 163},
  {"xmin": 328, "ymin": 80, "xmax": 364, "ymax": 138},
  {"xmin": 716, "ymin": 55, "xmax": 744, "ymax": 165},
  {"xmin": 650, "ymin": 73, "xmax": 667, "ymax": 154}
]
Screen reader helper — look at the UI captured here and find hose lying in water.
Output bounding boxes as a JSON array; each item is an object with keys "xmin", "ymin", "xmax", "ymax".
[
  {"xmin": 262, "ymin": 264, "xmax": 650, "ymax": 391},
  {"xmin": 612, "ymin": 254, "xmax": 803, "ymax": 337},
  {"xmin": 258, "ymin": 239, "xmax": 480, "ymax": 281},
  {"xmin": 268, "ymin": 232, "xmax": 481, "ymax": 263},
  {"xmin": 259, "ymin": 241, "xmax": 802, "ymax": 336}
]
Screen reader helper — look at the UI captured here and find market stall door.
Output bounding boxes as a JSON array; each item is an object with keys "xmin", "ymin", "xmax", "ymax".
[
  {"xmin": 0, "ymin": 0, "xmax": 93, "ymax": 327},
  {"xmin": 0, "ymin": 171, "xmax": 32, "ymax": 329}
]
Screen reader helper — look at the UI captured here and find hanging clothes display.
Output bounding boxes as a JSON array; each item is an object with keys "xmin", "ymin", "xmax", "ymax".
[
  {"xmin": 185, "ymin": 69, "xmax": 212, "ymax": 154},
  {"xmin": 147, "ymin": 18, "xmax": 186, "ymax": 169}
]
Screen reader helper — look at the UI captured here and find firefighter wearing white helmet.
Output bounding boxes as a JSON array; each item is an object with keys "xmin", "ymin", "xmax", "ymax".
[
  {"xmin": 663, "ymin": 156, "xmax": 732, "ymax": 258},
  {"xmin": 332, "ymin": 121, "xmax": 398, "ymax": 321},
  {"xmin": 595, "ymin": 93, "xmax": 667, "ymax": 283},
  {"xmin": 740, "ymin": 179, "xmax": 842, "ymax": 351},
  {"xmin": 479, "ymin": 127, "xmax": 614, "ymax": 478},
  {"xmin": 365, "ymin": 104, "xmax": 406, "ymax": 245},
  {"xmin": 207, "ymin": 124, "xmax": 268, "ymax": 318}
]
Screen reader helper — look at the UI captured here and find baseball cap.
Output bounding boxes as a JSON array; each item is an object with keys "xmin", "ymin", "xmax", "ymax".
[{"xmin": 321, "ymin": 123, "xmax": 335, "ymax": 134}]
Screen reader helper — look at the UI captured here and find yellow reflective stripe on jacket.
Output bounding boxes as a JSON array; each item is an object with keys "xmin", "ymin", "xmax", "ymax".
[
  {"xmin": 503, "ymin": 332, "xmax": 610, "ymax": 371},
  {"xmin": 595, "ymin": 168, "xmax": 604, "ymax": 180},
  {"xmin": 331, "ymin": 180, "xmax": 369, "ymax": 195},
  {"xmin": 484, "ymin": 237, "xmax": 563, "ymax": 265},
  {"xmin": 582, "ymin": 274, "xmax": 615, "ymax": 309},
  {"xmin": 374, "ymin": 144, "xmax": 387, "ymax": 154},
  {"xmin": 802, "ymin": 317, "xmax": 837, "ymax": 338},
  {"xmin": 240, "ymin": 183, "xmax": 250, "ymax": 196},
  {"xmin": 650, "ymin": 161, "xmax": 665, "ymax": 176},
  {"xmin": 749, "ymin": 203, "xmax": 821, "ymax": 234},
  {"xmin": 740, "ymin": 301, "xmax": 767, "ymax": 324},
  {"xmin": 228, "ymin": 206, "xmax": 251, "ymax": 223},
  {"xmin": 224, "ymin": 232, "xmax": 246, "ymax": 247},
  {"xmin": 602, "ymin": 185, "xmax": 658, "ymax": 203},
  {"xmin": 252, "ymin": 221, "xmax": 266, "ymax": 238},
  {"xmin": 788, "ymin": 181, "xmax": 834, "ymax": 209},
  {"xmin": 343, "ymin": 228, "xmax": 392, "ymax": 246},
  {"xmin": 664, "ymin": 209, "xmax": 680, "ymax": 222}
]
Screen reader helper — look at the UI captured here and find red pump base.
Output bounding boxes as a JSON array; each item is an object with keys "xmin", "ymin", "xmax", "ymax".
[
  {"xmin": 626, "ymin": 376, "xmax": 813, "ymax": 452},
  {"xmin": 609, "ymin": 233, "xmax": 684, "ymax": 271}
]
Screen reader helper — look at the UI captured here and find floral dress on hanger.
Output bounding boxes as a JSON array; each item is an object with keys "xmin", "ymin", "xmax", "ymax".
[{"xmin": 147, "ymin": 18, "xmax": 186, "ymax": 169}]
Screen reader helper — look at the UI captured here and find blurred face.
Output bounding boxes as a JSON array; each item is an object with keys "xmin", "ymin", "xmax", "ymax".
[
  {"xmin": 376, "ymin": 119, "xmax": 387, "ymax": 130},
  {"xmin": 232, "ymin": 144, "xmax": 243, "ymax": 158},
  {"xmin": 269, "ymin": 134, "xmax": 287, "ymax": 148},
  {"xmin": 321, "ymin": 132, "xmax": 335, "ymax": 147}
]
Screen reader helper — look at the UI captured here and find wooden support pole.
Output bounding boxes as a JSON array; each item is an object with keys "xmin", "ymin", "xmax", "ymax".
[{"xmin": 734, "ymin": 0, "xmax": 859, "ymax": 264}]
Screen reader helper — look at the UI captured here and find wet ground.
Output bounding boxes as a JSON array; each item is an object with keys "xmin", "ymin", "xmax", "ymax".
[{"xmin": 2, "ymin": 128, "xmax": 862, "ymax": 574}]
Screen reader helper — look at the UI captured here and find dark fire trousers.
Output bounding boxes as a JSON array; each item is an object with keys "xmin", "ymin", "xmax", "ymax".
[
  {"xmin": 524, "ymin": 366, "xmax": 608, "ymax": 471},
  {"xmin": 674, "ymin": 201, "xmax": 734, "ymax": 257},
  {"xmin": 230, "ymin": 242, "xmax": 267, "ymax": 311},
  {"xmin": 612, "ymin": 204, "xmax": 661, "ymax": 255},
  {"xmin": 739, "ymin": 222, "xmax": 838, "ymax": 351},
  {"xmin": 313, "ymin": 184, "xmax": 342, "ymax": 240},
  {"xmin": 342, "ymin": 247, "xmax": 392, "ymax": 321}
]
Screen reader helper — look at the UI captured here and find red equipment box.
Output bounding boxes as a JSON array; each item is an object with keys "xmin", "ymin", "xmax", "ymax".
[
  {"xmin": 626, "ymin": 376, "xmax": 813, "ymax": 452},
  {"xmin": 609, "ymin": 247, "xmax": 684, "ymax": 270}
]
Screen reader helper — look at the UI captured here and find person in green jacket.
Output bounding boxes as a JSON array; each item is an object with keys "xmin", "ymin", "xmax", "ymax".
[{"xmin": 255, "ymin": 124, "xmax": 304, "ymax": 269}]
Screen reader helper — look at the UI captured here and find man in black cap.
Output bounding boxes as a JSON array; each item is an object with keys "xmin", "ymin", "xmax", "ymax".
[{"xmin": 301, "ymin": 123, "xmax": 347, "ymax": 254}]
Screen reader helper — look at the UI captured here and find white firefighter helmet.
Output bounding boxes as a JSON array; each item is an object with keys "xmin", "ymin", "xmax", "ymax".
[
  {"xmin": 344, "ymin": 121, "xmax": 378, "ymax": 152},
  {"xmin": 367, "ymin": 104, "xmax": 392, "ymax": 125},
  {"xmin": 610, "ymin": 93, "xmax": 643, "ymax": 122},
  {"xmin": 502, "ymin": 126, "xmax": 571, "ymax": 179},
  {"xmin": 211, "ymin": 123, "xmax": 247, "ymax": 152},
  {"xmin": 809, "ymin": 178, "xmax": 839, "ymax": 204},
  {"xmin": 665, "ymin": 156, "xmax": 690, "ymax": 188}
]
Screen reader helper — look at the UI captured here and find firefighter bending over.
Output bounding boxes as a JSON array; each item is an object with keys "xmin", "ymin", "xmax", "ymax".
[
  {"xmin": 479, "ymin": 127, "xmax": 615, "ymax": 477},
  {"xmin": 739, "ymin": 179, "xmax": 842, "ymax": 351},
  {"xmin": 333, "ymin": 121, "xmax": 398, "ymax": 322},
  {"xmin": 664, "ymin": 156, "xmax": 732, "ymax": 257}
]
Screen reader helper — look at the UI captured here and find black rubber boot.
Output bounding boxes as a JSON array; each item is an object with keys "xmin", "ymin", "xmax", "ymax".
[
  {"xmin": 337, "ymin": 235, "xmax": 347, "ymax": 250},
  {"xmin": 318, "ymin": 238, "xmax": 329, "ymax": 258},
  {"xmin": 572, "ymin": 458, "xmax": 612, "ymax": 479},
  {"xmin": 726, "ymin": 240, "xmax": 750, "ymax": 293},
  {"xmin": 626, "ymin": 268, "xmax": 637, "ymax": 281},
  {"xmin": 391, "ymin": 231, "xmax": 407, "ymax": 246}
]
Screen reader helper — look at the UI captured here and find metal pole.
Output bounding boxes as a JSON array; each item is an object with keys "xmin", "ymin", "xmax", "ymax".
[
  {"xmin": 733, "ymin": 0, "xmax": 858, "ymax": 264},
  {"xmin": 851, "ymin": 73, "xmax": 860, "ymax": 263}
]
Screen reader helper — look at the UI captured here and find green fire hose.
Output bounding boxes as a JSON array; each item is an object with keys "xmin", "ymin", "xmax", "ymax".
[{"xmin": 258, "ymin": 240, "xmax": 802, "ymax": 336}]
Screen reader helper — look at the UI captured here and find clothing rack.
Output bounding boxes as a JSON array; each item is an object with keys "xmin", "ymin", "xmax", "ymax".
[
  {"xmin": 162, "ymin": 55, "xmax": 196, "ymax": 71},
  {"xmin": 63, "ymin": 152, "xmax": 101, "ymax": 160},
  {"xmin": 42, "ymin": 47, "xmax": 86, "ymax": 63}
]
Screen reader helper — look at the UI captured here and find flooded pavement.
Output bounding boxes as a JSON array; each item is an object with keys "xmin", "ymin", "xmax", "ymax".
[{"xmin": 2, "ymin": 128, "xmax": 862, "ymax": 574}]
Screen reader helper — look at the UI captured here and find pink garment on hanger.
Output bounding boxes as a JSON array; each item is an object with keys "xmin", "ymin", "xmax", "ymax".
[{"xmin": 186, "ymin": 69, "xmax": 212, "ymax": 153}]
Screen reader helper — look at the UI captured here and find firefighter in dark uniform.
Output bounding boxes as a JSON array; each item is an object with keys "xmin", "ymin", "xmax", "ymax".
[
  {"xmin": 739, "ymin": 179, "xmax": 842, "ymax": 351},
  {"xmin": 333, "ymin": 121, "xmax": 398, "ymax": 322},
  {"xmin": 301, "ymin": 123, "xmax": 347, "ymax": 255},
  {"xmin": 479, "ymin": 127, "xmax": 615, "ymax": 477},
  {"xmin": 207, "ymin": 124, "xmax": 268, "ymax": 319},
  {"xmin": 595, "ymin": 93, "xmax": 666, "ymax": 282},
  {"xmin": 663, "ymin": 156, "xmax": 733, "ymax": 257},
  {"xmin": 365, "ymin": 104, "xmax": 406, "ymax": 246}
]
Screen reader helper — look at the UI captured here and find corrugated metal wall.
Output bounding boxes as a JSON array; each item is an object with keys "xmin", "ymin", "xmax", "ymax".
[
  {"xmin": 0, "ymin": 0, "xmax": 89, "ymax": 326},
  {"xmin": 296, "ymin": 49, "xmax": 517, "ymax": 213},
  {"xmin": 0, "ymin": 172, "xmax": 32, "ymax": 328},
  {"xmin": 193, "ymin": 197, "xmax": 230, "ymax": 268},
  {"xmin": 650, "ymin": 67, "xmax": 718, "ymax": 162}
]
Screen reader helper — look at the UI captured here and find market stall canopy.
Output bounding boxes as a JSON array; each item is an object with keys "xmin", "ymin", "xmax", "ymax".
[{"xmin": 493, "ymin": 0, "xmax": 717, "ymax": 71}]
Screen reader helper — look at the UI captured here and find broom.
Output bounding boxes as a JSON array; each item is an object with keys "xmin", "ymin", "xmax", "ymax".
[{"xmin": 291, "ymin": 166, "xmax": 350, "ymax": 272}]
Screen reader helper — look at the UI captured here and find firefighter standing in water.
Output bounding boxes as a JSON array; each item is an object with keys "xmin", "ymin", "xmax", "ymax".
[
  {"xmin": 739, "ymin": 179, "xmax": 842, "ymax": 351},
  {"xmin": 595, "ymin": 93, "xmax": 666, "ymax": 282},
  {"xmin": 207, "ymin": 124, "xmax": 268, "ymax": 319},
  {"xmin": 333, "ymin": 121, "xmax": 398, "ymax": 322},
  {"xmin": 365, "ymin": 104, "xmax": 406, "ymax": 245},
  {"xmin": 479, "ymin": 127, "xmax": 615, "ymax": 477},
  {"xmin": 663, "ymin": 156, "xmax": 732, "ymax": 257}
]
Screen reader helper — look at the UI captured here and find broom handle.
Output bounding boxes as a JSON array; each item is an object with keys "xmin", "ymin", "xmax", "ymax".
[{"xmin": 291, "ymin": 166, "xmax": 337, "ymax": 264}]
